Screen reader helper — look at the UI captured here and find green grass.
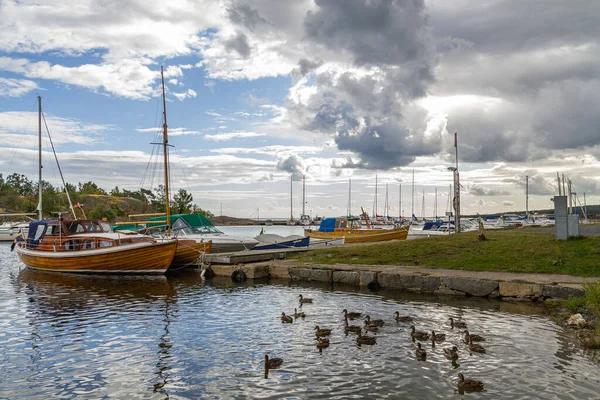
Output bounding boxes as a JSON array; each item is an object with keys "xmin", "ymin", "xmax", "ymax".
[{"xmin": 292, "ymin": 229, "xmax": 600, "ymax": 276}]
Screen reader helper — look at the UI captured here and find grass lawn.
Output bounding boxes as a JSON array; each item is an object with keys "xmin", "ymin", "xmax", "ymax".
[{"xmin": 292, "ymin": 229, "xmax": 600, "ymax": 277}]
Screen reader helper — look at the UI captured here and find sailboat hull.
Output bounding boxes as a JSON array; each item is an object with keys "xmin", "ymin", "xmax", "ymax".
[
  {"xmin": 305, "ymin": 226, "xmax": 409, "ymax": 243},
  {"xmin": 170, "ymin": 239, "xmax": 212, "ymax": 268},
  {"xmin": 16, "ymin": 240, "xmax": 177, "ymax": 274}
]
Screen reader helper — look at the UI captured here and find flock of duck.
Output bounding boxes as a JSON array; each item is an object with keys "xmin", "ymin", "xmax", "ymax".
[{"xmin": 266, "ymin": 294, "xmax": 486, "ymax": 393}]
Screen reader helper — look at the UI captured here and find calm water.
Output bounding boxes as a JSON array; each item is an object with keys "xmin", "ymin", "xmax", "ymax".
[{"xmin": 1, "ymin": 243, "xmax": 600, "ymax": 399}]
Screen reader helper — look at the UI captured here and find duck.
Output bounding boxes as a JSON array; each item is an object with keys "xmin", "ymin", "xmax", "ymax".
[
  {"xmin": 463, "ymin": 330, "xmax": 485, "ymax": 342},
  {"xmin": 431, "ymin": 330, "xmax": 446, "ymax": 342},
  {"xmin": 364, "ymin": 315, "xmax": 385, "ymax": 327},
  {"xmin": 444, "ymin": 346, "xmax": 459, "ymax": 360},
  {"xmin": 293, "ymin": 308, "xmax": 306, "ymax": 318},
  {"xmin": 393, "ymin": 311, "xmax": 413, "ymax": 322},
  {"xmin": 298, "ymin": 294, "xmax": 313, "ymax": 304},
  {"xmin": 342, "ymin": 309, "xmax": 362, "ymax": 320},
  {"xmin": 281, "ymin": 312, "xmax": 293, "ymax": 323},
  {"xmin": 264, "ymin": 354, "xmax": 283, "ymax": 369},
  {"xmin": 449, "ymin": 317, "xmax": 467, "ymax": 329},
  {"xmin": 314, "ymin": 325, "xmax": 332, "ymax": 337},
  {"xmin": 344, "ymin": 320, "xmax": 362, "ymax": 334},
  {"xmin": 415, "ymin": 342, "xmax": 427, "ymax": 359},
  {"xmin": 410, "ymin": 325, "xmax": 430, "ymax": 340},
  {"xmin": 316, "ymin": 337, "xmax": 330, "ymax": 349},
  {"xmin": 363, "ymin": 320, "xmax": 379, "ymax": 333},
  {"xmin": 356, "ymin": 329, "xmax": 377, "ymax": 345},
  {"xmin": 457, "ymin": 373, "xmax": 484, "ymax": 391},
  {"xmin": 468, "ymin": 336, "xmax": 486, "ymax": 353}
]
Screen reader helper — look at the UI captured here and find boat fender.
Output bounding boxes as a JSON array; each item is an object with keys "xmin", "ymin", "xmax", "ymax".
[
  {"xmin": 367, "ymin": 280, "xmax": 381, "ymax": 292},
  {"xmin": 231, "ymin": 269, "xmax": 247, "ymax": 283},
  {"xmin": 203, "ymin": 266, "xmax": 215, "ymax": 280}
]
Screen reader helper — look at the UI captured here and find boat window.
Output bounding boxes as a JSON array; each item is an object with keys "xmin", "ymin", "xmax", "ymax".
[
  {"xmin": 99, "ymin": 241, "xmax": 112, "ymax": 248},
  {"xmin": 66, "ymin": 222, "xmax": 84, "ymax": 233},
  {"xmin": 82, "ymin": 240, "xmax": 95, "ymax": 249},
  {"xmin": 172, "ymin": 218, "xmax": 190, "ymax": 230},
  {"xmin": 189, "ymin": 226, "xmax": 222, "ymax": 234},
  {"xmin": 63, "ymin": 240, "xmax": 79, "ymax": 251},
  {"xmin": 46, "ymin": 225, "xmax": 58, "ymax": 235},
  {"xmin": 99, "ymin": 221, "xmax": 112, "ymax": 232},
  {"xmin": 34, "ymin": 225, "xmax": 45, "ymax": 240}
]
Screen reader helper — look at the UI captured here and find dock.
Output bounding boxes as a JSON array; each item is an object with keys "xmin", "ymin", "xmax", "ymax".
[{"xmin": 204, "ymin": 247, "xmax": 311, "ymax": 264}]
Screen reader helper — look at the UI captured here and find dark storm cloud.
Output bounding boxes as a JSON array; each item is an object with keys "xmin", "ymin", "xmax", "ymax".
[
  {"xmin": 289, "ymin": 0, "xmax": 436, "ymax": 169},
  {"xmin": 504, "ymin": 173, "xmax": 556, "ymax": 196},
  {"xmin": 276, "ymin": 154, "xmax": 305, "ymax": 181},
  {"xmin": 304, "ymin": 0, "xmax": 432, "ymax": 67},
  {"xmin": 226, "ymin": 2, "xmax": 268, "ymax": 30},
  {"xmin": 224, "ymin": 31, "xmax": 251, "ymax": 58}
]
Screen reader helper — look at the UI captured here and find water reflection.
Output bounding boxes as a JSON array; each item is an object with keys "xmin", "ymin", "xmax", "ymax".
[{"xmin": 0, "ymin": 260, "xmax": 597, "ymax": 399}]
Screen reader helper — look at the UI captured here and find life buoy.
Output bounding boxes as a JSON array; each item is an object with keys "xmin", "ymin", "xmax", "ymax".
[
  {"xmin": 231, "ymin": 269, "xmax": 247, "ymax": 283},
  {"xmin": 203, "ymin": 266, "xmax": 215, "ymax": 280}
]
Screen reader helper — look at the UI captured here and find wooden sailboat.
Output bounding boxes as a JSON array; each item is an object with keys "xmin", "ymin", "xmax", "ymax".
[{"xmin": 15, "ymin": 97, "xmax": 177, "ymax": 274}]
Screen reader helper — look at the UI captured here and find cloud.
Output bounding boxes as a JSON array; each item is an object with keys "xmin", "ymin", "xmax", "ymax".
[
  {"xmin": 276, "ymin": 153, "xmax": 305, "ymax": 180},
  {"xmin": 504, "ymin": 173, "xmax": 556, "ymax": 196},
  {"xmin": 172, "ymin": 88, "xmax": 197, "ymax": 101},
  {"xmin": 468, "ymin": 184, "xmax": 509, "ymax": 196},
  {"xmin": 503, "ymin": 201, "xmax": 515, "ymax": 207},
  {"xmin": 135, "ymin": 127, "xmax": 202, "ymax": 136},
  {"xmin": 224, "ymin": 31, "xmax": 251, "ymax": 58},
  {"xmin": 0, "ymin": 78, "xmax": 39, "ymax": 97},
  {"xmin": 204, "ymin": 131, "xmax": 266, "ymax": 141}
]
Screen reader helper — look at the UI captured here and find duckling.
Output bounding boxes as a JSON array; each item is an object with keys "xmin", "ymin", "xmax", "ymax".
[
  {"xmin": 298, "ymin": 294, "xmax": 313, "ymax": 304},
  {"xmin": 314, "ymin": 325, "xmax": 332, "ymax": 337},
  {"xmin": 356, "ymin": 329, "xmax": 377, "ymax": 345},
  {"xmin": 363, "ymin": 320, "xmax": 379, "ymax": 332},
  {"xmin": 468, "ymin": 336, "xmax": 486, "ymax": 353},
  {"xmin": 415, "ymin": 342, "xmax": 427, "ymax": 359},
  {"xmin": 264, "ymin": 354, "xmax": 283, "ymax": 369},
  {"xmin": 444, "ymin": 346, "xmax": 459, "ymax": 360},
  {"xmin": 293, "ymin": 308, "xmax": 306, "ymax": 318},
  {"xmin": 431, "ymin": 330, "xmax": 446, "ymax": 342},
  {"xmin": 449, "ymin": 317, "xmax": 467, "ymax": 329},
  {"xmin": 457, "ymin": 373, "xmax": 484, "ymax": 392},
  {"xmin": 410, "ymin": 325, "xmax": 430, "ymax": 340},
  {"xmin": 281, "ymin": 312, "xmax": 293, "ymax": 323},
  {"xmin": 393, "ymin": 311, "xmax": 413, "ymax": 322},
  {"xmin": 342, "ymin": 309, "xmax": 362, "ymax": 320},
  {"xmin": 364, "ymin": 315, "xmax": 385, "ymax": 327},
  {"xmin": 344, "ymin": 319, "xmax": 362, "ymax": 334},
  {"xmin": 316, "ymin": 337, "xmax": 330, "ymax": 349},
  {"xmin": 463, "ymin": 330, "xmax": 485, "ymax": 342}
]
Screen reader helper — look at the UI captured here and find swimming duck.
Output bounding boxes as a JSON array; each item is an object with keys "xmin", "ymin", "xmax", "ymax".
[
  {"xmin": 298, "ymin": 294, "xmax": 313, "ymax": 304},
  {"xmin": 342, "ymin": 309, "xmax": 362, "ymax": 320},
  {"xmin": 281, "ymin": 312, "xmax": 293, "ymax": 323},
  {"xmin": 457, "ymin": 373, "xmax": 484, "ymax": 391},
  {"xmin": 364, "ymin": 315, "xmax": 385, "ymax": 327},
  {"xmin": 444, "ymin": 346, "xmax": 459, "ymax": 360},
  {"xmin": 463, "ymin": 330, "xmax": 485, "ymax": 342},
  {"xmin": 449, "ymin": 317, "xmax": 467, "ymax": 329},
  {"xmin": 344, "ymin": 320, "xmax": 362, "ymax": 334},
  {"xmin": 314, "ymin": 325, "xmax": 332, "ymax": 337},
  {"xmin": 393, "ymin": 311, "xmax": 413, "ymax": 322},
  {"xmin": 293, "ymin": 308, "xmax": 306, "ymax": 318},
  {"xmin": 416, "ymin": 342, "xmax": 427, "ymax": 359},
  {"xmin": 431, "ymin": 330, "xmax": 446, "ymax": 342},
  {"xmin": 363, "ymin": 320, "xmax": 379, "ymax": 332},
  {"xmin": 316, "ymin": 337, "xmax": 330, "ymax": 349},
  {"xmin": 410, "ymin": 325, "xmax": 430, "ymax": 340},
  {"xmin": 264, "ymin": 354, "xmax": 283, "ymax": 369},
  {"xmin": 356, "ymin": 330, "xmax": 377, "ymax": 345},
  {"xmin": 468, "ymin": 336, "xmax": 486, "ymax": 353}
]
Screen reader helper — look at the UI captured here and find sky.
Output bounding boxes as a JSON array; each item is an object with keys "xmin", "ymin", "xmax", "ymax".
[{"xmin": 1, "ymin": 0, "xmax": 599, "ymax": 219}]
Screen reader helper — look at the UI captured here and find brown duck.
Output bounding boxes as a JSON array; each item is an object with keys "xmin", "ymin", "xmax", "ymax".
[
  {"xmin": 415, "ymin": 342, "xmax": 427, "ymax": 359},
  {"xmin": 410, "ymin": 325, "xmax": 430, "ymax": 340},
  {"xmin": 298, "ymin": 294, "xmax": 313, "ymax": 303},
  {"xmin": 394, "ymin": 311, "xmax": 413, "ymax": 322},
  {"xmin": 457, "ymin": 373, "xmax": 484, "ymax": 391},
  {"xmin": 314, "ymin": 326, "xmax": 332, "ymax": 337},
  {"xmin": 463, "ymin": 330, "xmax": 485, "ymax": 342},
  {"xmin": 316, "ymin": 337, "xmax": 330, "ymax": 349},
  {"xmin": 444, "ymin": 346, "xmax": 459, "ymax": 360},
  {"xmin": 344, "ymin": 320, "xmax": 362, "ymax": 334},
  {"xmin": 431, "ymin": 330, "xmax": 446, "ymax": 342},
  {"xmin": 363, "ymin": 320, "xmax": 379, "ymax": 333},
  {"xmin": 449, "ymin": 317, "xmax": 467, "ymax": 329},
  {"xmin": 365, "ymin": 315, "xmax": 385, "ymax": 327},
  {"xmin": 342, "ymin": 309, "xmax": 362, "ymax": 320},
  {"xmin": 356, "ymin": 329, "xmax": 376, "ymax": 345},
  {"xmin": 264, "ymin": 355, "xmax": 283, "ymax": 369},
  {"xmin": 281, "ymin": 312, "xmax": 293, "ymax": 323},
  {"xmin": 468, "ymin": 336, "xmax": 486, "ymax": 353},
  {"xmin": 293, "ymin": 308, "xmax": 306, "ymax": 318}
]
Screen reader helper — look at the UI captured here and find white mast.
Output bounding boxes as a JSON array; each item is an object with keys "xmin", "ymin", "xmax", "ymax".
[
  {"xmin": 37, "ymin": 96, "xmax": 42, "ymax": 220},
  {"xmin": 302, "ymin": 175, "xmax": 306, "ymax": 216},
  {"xmin": 160, "ymin": 66, "xmax": 171, "ymax": 235},
  {"xmin": 290, "ymin": 175, "xmax": 293, "ymax": 220},
  {"xmin": 399, "ymin": 183, "xmax": 402, "ymax": 219},
  {"xmin": 525, "ymin": 175, "xmax": 529, "ymax": 218},
  {"xmin": 373, "ymin": 174, "xmax": 378, "ymax": 218},
  {"xmin": 434, "ymin": 188, "xmax": 438, "ymax": 220},
  {"xmin": 347, "ymin": 178, "xmax": 352, "ymax": 217},
  {"xmin": 384, "ymin": 183, "xmax": 389, "ymax": 220},
  {"xmin": 411, "ymin": 169, "xmax": 414, "ymax": 218}
]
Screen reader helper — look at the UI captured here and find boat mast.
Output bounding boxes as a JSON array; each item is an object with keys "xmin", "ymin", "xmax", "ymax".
[
  {"xmin": 302, "ymin": 175, "xmax": 306, "ymax": 216},
  {"xmin": 161, "ymin": 66, "xmax": 171, "ymax": 234},
  {"xmin": 384, "ymin": 183, "xmax": 389, "ymax": 220},
  {"xmin": 399, "ymin": 183, "xmax": 402, "ymax": 220},
  {"xmin": 525, "ymin": 175, "xmax": 529, "ymax": 219},
  {"xmin": 373, "ymin": 174, "xmax": 378, "ymax": 218},
  {"xmin": 347, "ymin": 178, "xmax": 352, "ymax": 217},
  {"xmin": 434, "ymin": 188, "xmax": 438, "ymax": 220},
  {"xmin": 290, "ymin": 174, "xmax": 293, "ymax": 220},
  {"xmin": 421, "ymin": 189, "xmax": 425, "ymax": 219},
  {"xmin": 37, "ymin": 96, "xmax": 42, "ymax": 220},
  {"xmin": 411, "ymin": 169, "xmax": 414, "ymax": 218}
]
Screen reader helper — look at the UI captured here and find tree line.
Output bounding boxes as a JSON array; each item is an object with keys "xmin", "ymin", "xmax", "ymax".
[{"xmin": 0, "ymin": 173, "xmax": 212, "ymax": 221}]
